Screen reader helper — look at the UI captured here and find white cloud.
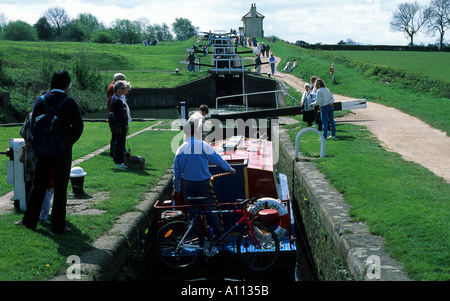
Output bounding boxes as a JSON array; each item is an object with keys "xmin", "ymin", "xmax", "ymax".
[{"xmin": 0, "ymin": 0, "xmax": 438, "ymax": 45}]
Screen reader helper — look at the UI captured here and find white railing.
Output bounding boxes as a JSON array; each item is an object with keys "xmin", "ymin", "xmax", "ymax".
[
  {"xmin": 215, "ymin": 90, "xmax": 301, "ymax": 112},
  {"xmin": 210, "ymin": 58, "xmax": 247, "ymax": 74}
]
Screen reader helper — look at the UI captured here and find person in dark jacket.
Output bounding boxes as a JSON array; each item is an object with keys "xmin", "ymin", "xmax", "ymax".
[
  {"xmin": 15, "ymin": 70, "xmax": 84, "ymax": 234},
  {"xmin": 109, "ymin": 80, "xmax": 129, "ymax": 168}
]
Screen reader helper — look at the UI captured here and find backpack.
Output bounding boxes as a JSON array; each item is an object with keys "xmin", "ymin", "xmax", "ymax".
[{"xmin": 31, "ymin": 95, "xmax": 69, "ymax": 158}]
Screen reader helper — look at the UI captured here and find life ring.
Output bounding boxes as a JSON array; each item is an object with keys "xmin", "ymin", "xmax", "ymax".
[{"xmin": 248, "ymin": 197, "xmax": 290, "ymax": 238}]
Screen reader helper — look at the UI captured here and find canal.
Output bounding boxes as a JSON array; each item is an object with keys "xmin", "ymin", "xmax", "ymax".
[
  {"xmin": 120, "ymin": 193, "xmax": 318, "ymax": 282},
  {"xmin": 104, "ymin": 109, "xmax": 318, "ymax": 282}
]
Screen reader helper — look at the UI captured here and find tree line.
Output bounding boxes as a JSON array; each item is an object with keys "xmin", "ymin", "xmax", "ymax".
[
  {"xmin": 0, "ymin": 7, "xmax": 198, "ymax": 44},
  {"xmin": 390, "ymin": 0, "xmax": 449, "ymax": 49},
  {"xmin": 295, "ymin": 0, "xmax": 449, "ymax": 50}
]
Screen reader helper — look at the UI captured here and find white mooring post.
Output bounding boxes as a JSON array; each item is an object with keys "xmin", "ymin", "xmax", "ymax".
[{"xmin": 295, "ymin": 128, "xmax": 326, "ymax": 159}]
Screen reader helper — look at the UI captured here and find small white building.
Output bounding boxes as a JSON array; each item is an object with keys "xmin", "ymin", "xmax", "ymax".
[{"xmin": 241, "ymin": 3, "xmax": 265, "ymax": 38}]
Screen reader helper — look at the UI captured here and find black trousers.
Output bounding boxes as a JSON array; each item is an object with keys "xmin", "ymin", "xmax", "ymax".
[
  {"xmin": 22, "ymin": 148, "xmax": 72, "ymax": 233},
  {"xmin": 111, "ymin": 132, "xmax": 126, "ymax": 164}
]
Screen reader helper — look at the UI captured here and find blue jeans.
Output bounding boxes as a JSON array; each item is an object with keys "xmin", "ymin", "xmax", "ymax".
[{"xmin": 320, "ymin": 104, "xmax": 336, "ymax": 137}]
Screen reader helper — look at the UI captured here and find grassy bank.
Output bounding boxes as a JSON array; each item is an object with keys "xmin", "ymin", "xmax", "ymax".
[
  {"xmin": 0, "ymin": 121, "xmax": 179, "ymax": 280},
  {"xmin": 0, "ymin": 39, "xmax": 208, "ymax": 88},
  {"xmin": 271, "ymin": 40, "xmax": 449, "ymax": 280},
  {"xmin": 270, "ymin": 41, "xmax": 450, "ymax": 136},
  {"xmin": 0, "ymin": 38, "xmax": 209, "ymax": 122},
  {"xmin": 284, "ymin": 119, "xmax": 449, "ymax": 281}
]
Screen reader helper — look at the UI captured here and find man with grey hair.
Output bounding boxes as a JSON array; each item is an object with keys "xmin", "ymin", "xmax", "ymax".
[{"xmin": 107, "ymin": 73, "xmax": 125, "ymax": 112}]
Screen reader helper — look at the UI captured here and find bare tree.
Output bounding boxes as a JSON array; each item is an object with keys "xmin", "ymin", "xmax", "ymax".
[
  {"xmin": 45, "ymin": 7, "xmax": 69, "ymax": 37},
  {"xmin": 390, "ymin": 1, "xmax": 432, "ymax": 46},
  {"xmin": 426, "ymin": 0, "xmax": 450, "ymax": 49}
]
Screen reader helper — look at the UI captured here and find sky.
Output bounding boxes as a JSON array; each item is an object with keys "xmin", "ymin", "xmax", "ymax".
[{"xmin": 0, "ymin": 0, "xmax": 440, "ymax": 45}]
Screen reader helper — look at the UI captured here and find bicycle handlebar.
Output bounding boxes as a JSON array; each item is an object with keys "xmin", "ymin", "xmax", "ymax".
[{"xmin": 237, "ymin": 197, "xmax": 257, "ymax": 206}]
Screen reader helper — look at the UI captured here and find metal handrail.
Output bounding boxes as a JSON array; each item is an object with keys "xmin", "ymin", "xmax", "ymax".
[{"xmin": 215, "ymin": 90, "xmax": 301, "ymax": 112}]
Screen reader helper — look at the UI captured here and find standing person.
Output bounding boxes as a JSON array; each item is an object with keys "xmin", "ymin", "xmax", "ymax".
[
  {"xmin": 187, "ymin": 52, "xmax": 195, "ymax": 72},
  {"xmin": 255, "ymin": 54, "xmax": 262, "ymax": 74},
  {"xmin": 260, "ymin": 43, "xmax": 265, "ymax": 56},
  {"xmin": 188, "ymin": 104, "xmax": 209, "ymax": 141},
  {"xmin": 301, "ymin": 83, "xmax": 315, "ymax": 126},
  {"xmin": 310, "ymin": 78, "xmax": 336, "ymax": 138},
  {"xmin": 269, "ymin": 54, "xmax": 276, "ymax": 76},
  {"xmin": 309, "ymin": 76, "xmax": 320, "ymax": 130},
  {"xmin": 107, "ymin": 73, "xmax": 125, "ymax": 112},
  {"xmin": 109, "ymin": 80, "xmax": 129, "ymax": 168},
  {"xmin": 172, "ymin": 121, "xmax": 236, "ymax": 235},
  {"xmin": 121, "ymin": 81, "xmax": 132, "ymax": 124},
  {"xmin": 15, "ymin": 70, "xmax": 84, "ymax": 234},
  {"xmin": 265, "ymin": 43, "xmax": 270, "ymax": 57}
]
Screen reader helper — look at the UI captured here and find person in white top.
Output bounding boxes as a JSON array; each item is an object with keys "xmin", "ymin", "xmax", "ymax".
[
  {"xmin": 187, "ymin": 104, "xmax": 209, "ymax": 140},
  {"xmin": 121, "ymin": 81, "xmax": 132, "ymax": 123},
  {"xmin": 310, "ymin": 78, "xmax": 336, "ymax": 138},
  {"xmin": 301, "ymin": 83, "xmax": 315, "ymax": 126}
]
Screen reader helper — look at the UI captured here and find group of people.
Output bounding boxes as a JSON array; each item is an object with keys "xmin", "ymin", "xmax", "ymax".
[
  {"xmin": 282, "ymin": 59, "xmax": 298, "ymax": 73},
  {"xmin": 142, "ymin": 39, "xmax": 158, "ymax": 46},
  {"xmin": 13, "ymin": 71, "xmax": 136, "ymax": 234},
  {"xmin": 11, "ymin": 64, "xmax": 335, "ymax": 239},
  {"xmin": 256, "ymin": 42, "xmax": 271, "ymax": 58},
  {"xmin": 107, "ymin": 73, "xmax": 133, "ymax": 168},
  {"xmin": 300, "ymin": 75, "xmax": 336, "ymax": 138}
]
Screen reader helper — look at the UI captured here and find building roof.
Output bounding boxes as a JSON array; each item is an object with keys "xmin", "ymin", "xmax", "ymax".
[{"xmin": 241, "ymin": 10, "xmax": 265, "ymax": 20}]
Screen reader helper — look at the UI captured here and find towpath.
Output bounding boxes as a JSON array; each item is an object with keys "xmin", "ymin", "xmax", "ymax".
[{"xmin": 256, "ymin": 52, "xmax": 450, "ymax": 183}]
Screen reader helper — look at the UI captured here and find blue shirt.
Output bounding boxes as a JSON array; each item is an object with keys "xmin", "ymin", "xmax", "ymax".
[{"xmin": 173, "ymin": 137, "xmax": 232, "ymax": 192}]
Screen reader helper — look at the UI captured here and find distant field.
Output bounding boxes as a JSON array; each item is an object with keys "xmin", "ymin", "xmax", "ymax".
[
  {"xmin": 0, "ymin": 39, "xmax": 209, "ymax": 88},
  {"xmin": 326, "ymin": 51, "xmax": 450, "ymax": 83}
]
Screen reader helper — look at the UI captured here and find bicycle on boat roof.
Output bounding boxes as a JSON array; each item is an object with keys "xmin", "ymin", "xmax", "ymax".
[{"xmin": 155, "ymin": 196, "xmax": 280, "ymax": 271}]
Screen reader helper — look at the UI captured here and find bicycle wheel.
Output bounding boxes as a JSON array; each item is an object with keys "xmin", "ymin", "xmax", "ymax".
[
  {"xmin": 156, "ymin": 221, "xmax": 203, "ymax": 269},
  {"xmin": 237, "ymin": 222, "xmax": 279, "ymax": 271}
]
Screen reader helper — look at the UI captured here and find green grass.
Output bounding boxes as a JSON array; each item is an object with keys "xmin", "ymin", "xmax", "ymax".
[
  {"xmin": 1, "ymin": 38, "xmax": 449, "ymax": 281},
  {"xmin": 324, "ymin": 51, "xmax": 450, "ymax": 83},
  {"xmin": 285, "ymin": 119, "xmax": 450, "ymax": 281},
  {"xmin": 0, "ymin": 122, "xmax": 179, "ymax": 280},
  {"xmin": 271, "ymin": 40, "xmax": 450, "ymax": 280},
  {"xmin": 269, "ymin": 41, "xmax": 450, "ymax": 136},
  {"xmin": 0, "ymin": 38, "xmax": 209, "ymax": 88}
]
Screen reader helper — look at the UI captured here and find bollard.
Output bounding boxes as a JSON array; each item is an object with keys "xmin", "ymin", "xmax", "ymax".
[
  {"xmin": 69, "ymin": 166, "xmax": 89, "ymax": 198},
  {"xmin": 6, "ymin": 138, "xmax": 26, "ymax": 211}
]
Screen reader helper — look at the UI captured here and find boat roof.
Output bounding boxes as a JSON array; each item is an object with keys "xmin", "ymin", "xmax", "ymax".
[{"xmin": 211, "ymin": 136, "xmax": 273, "ymax": 171}]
